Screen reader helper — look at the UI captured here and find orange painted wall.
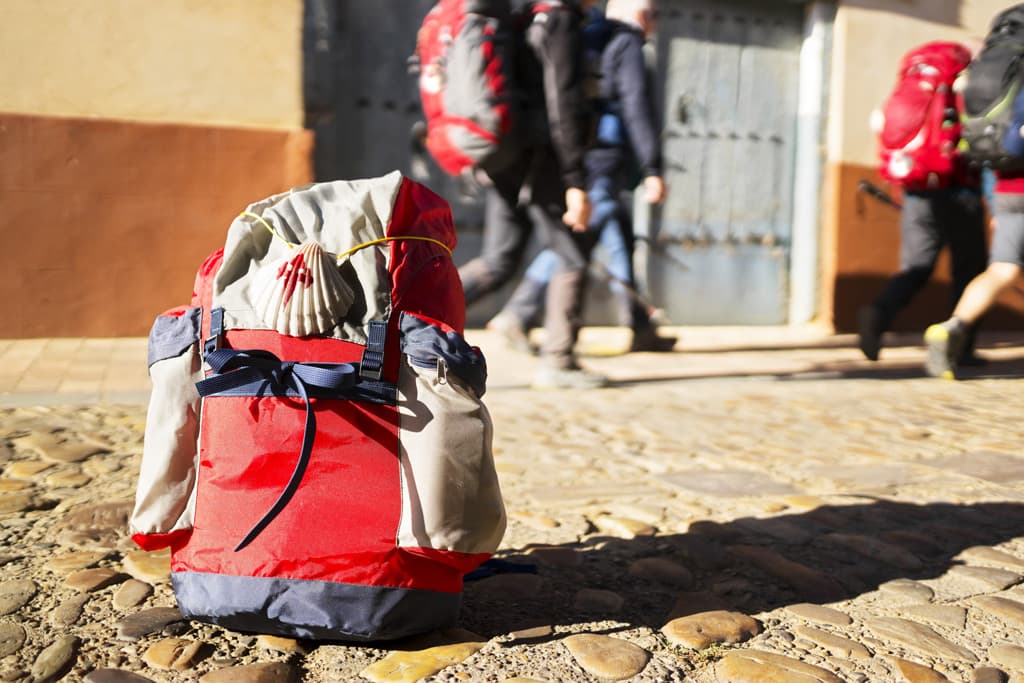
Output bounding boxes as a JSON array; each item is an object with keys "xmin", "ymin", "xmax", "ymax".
[
  {"xmin": 0, "ymin": 113, "xmax": 312, "ymax": 338},
  {"xmin": 823, "ymin": 161, "xmax": 1024, "ymax": 332}
]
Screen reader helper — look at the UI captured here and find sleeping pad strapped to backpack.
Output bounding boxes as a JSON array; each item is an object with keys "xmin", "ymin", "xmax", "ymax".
[{"xmin": 129, "ymin": 171, "xmax": 506, "ymax": 641}]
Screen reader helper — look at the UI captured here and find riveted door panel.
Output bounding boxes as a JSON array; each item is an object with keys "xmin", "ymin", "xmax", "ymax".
[{"xmin": 651, "ymin": 0, "xmax": 802, "ymax": 324}]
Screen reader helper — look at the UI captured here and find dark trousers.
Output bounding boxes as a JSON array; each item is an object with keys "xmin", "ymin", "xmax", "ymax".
[
  {"xmin": 501, "ymin": 175, "xmax": 654, "ymax": 332},
  {"xmin": 871, "ymin": 187, "xmax": 987, "ymax": 341},
  {"xmin": 459, "ymin": 147, "xmax": 600, "ymax": 367}
]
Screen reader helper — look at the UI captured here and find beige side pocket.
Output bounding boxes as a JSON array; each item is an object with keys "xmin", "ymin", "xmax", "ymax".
[
  {"xmin": 130, "ymin": 311, "xmax": 204, "ymax": 539},
  {"xmin": 396, "ymin": 356, "xmax": 506, "ymax": 554}
]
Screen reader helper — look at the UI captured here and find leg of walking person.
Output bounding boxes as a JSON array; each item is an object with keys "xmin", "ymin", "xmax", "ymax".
[
  {"xmin": 925, "ymin": 193, "xmax": 1024, "ymax": 378},
  {"xmin": 587, "ymin": 179, "xmax": 633, "ymax": 328},
  {"xmin": 599, "ymin": 209, "xmax": 634, "ymax": 328},
  {"xmin": 487, "ymin": 249, "xmax": 561, "ymax": 353},
  {"xmin": 942, "ymin": 187, "xmax": 988, "ymax": 363},
  {"xmin": 458, "ymin": 156, "xmax": 534, "ymax": 305},
  {"xmin": 858, "ymin": 192, "xmax": 942, "ymax": 360},
  {"xmin": 523, "ymin": 159, "xmax": 605, "ymax": 386},
  {"xmin": 534, "ymin": 225, "xmax": 603, "ymax": 387},
  {"xmin": 604, "ymin": 201, "xmax": 676, "ymax": 352}
]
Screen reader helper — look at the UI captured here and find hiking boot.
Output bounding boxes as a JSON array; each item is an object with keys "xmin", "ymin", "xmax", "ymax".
[
  {"xmin": 924, "ymin": 318, "xmax": 967, "ymax": 379},
  {"xmin": 957, "ymin": 351, "xmax": 988, "ymax": 367},
  {"xmin": 857, "ymin": 305, "xmax": 884, "ymax": 361},
  {"xmin": 957, "ymin": 325, "xmax": 986, "ymax": 366},
  {"xmin": 630, "ymin": 328, "xmax": 677, "ymax": 353},
  {"xmin": 486, "ymin": 313, "xmax": 535, "ymax": 355},
  {"xmin": 532, "ymin": 363, "xmax": 608, "ymax": 390}
]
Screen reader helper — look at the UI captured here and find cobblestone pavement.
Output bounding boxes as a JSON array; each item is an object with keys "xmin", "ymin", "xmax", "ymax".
[{"xmin": 1, "ymin": 328, "xmax": 1024, "ymax": 682}]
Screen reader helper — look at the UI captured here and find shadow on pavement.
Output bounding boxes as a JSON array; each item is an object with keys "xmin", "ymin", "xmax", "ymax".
[
  {"xmin": 459, "ymin": 500, "xmax": 1024, "ymax": 639},
  {"xmin": 606, "ymin": 355, "xmax": 1024, "ymax": 387}
]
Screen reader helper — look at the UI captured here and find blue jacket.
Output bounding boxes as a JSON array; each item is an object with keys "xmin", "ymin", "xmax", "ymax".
[{"xmin": 584, "ymin": 18, "xmax": 662, "ymax": 185}]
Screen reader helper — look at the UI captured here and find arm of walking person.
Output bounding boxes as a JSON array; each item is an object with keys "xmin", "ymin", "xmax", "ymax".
[
  {"xmin": 529, "ymin": 6, "xmax": 592, "ymax": 229},
  {"xmin": 612, "ymin": 31, "xmax": 664, "ymax": 203}
]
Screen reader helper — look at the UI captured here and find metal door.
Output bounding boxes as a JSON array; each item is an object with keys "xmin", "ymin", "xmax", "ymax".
[{"xmin": 649, "ymin": 0, "xmax": 804, "ymax": 324}]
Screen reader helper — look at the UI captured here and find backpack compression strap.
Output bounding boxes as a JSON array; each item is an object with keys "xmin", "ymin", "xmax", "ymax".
[{"xmin": 195, "ymin": 348, "xmax": 359, "ymax": 551}]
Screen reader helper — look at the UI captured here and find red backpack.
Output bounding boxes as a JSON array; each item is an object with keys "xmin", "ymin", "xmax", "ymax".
[
  {"xmin": 877, "ymin": 42, "xmax": 972, "ymax": 190},
  {"xmin": 415, "ymin": 0, "xmax": 556, "ymax": 176},
  {"xmin": 130, "ymin": 172, "xmax": 506, "ymax": 641}
]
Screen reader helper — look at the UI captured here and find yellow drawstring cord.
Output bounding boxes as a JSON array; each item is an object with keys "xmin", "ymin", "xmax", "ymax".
[
  {"xmin": 334, "ymin": 235, "xmax": 452, "ymax": 260},
  {"xmin": 238, "ymin": 211, "xmax": 453, "ymax": 261}
]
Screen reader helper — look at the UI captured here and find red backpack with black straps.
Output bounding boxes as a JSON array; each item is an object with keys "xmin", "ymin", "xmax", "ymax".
[
  {"xmin": 414, "ymin": 0, "xmax": 567, "ymax": 176},
  {"xmin": 415, "ymin": 0, "xmax": 521, "ymax": 176},
  {"xmin": 130, "ymin": 173, "xmax": 506, "ymax": 641},
  {"xmin": 876, "ymin": 42, "xmax": 972, "ymax": 190}
]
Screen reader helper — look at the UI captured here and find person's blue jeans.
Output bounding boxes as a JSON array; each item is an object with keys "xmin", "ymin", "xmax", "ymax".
[
  {"xmin": 503, "ymin": 176, "xmax": 646, "ymax": 329},
  {"xmin": 525, "ymin": 178, "xmax": 629, "ymax": 287}
]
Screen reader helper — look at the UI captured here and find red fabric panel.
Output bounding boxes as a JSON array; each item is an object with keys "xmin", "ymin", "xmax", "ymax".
[
  {"xmin": 896, "ymin": 42, "xmax": 971, "ymax": 82},
  {"xmin": 424, "ymin": 129, "xmax": 478, "ymax": 176},
  {"xmin": 222, "ymin": 330, "xmax": 364, "ymax": 365},
  {"xmin": 995, "ymin": 174, "xmax": 1024, "ymax": 193},
  {"xmin": 173, "ymin": 392, "xmax": 480, "ymax": 593},
  {"xmin": 403, "ymin": 311, "xmax": 459, "ymax": 336},
  {"xmin": 192, "ymin": 249, "xmax": 224, "ymax": 309},
  {"xmin": 177, "ymin": 396, "xmax": 403, "ymax": 580},
  {"xmin": 416, "ymin": 0, "xmax": 468, "ymax": 125},
  {"xmin": 881, "ymin": 83, "xmax": 935, "ymax": 149},
  {"xmin": 387, "ymin": 178, "xmax": 465, "ymax": 336},
  {"xmin": 157, "ymin": 306, "xmax": 194, "ymax": 319},
  {"xmin": 133, "ymin": 529, "xmax": 192, "ymax": 552}
]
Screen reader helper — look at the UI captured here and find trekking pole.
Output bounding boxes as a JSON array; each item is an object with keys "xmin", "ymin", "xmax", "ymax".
[
  {"xmin": 635, "ymin": 235, "xmax": 691, "ymax": 272},
  {"xmin": 588, "ymin": 261, "xmax": 670, "ymax": 325},
  {"xmin": 857, "ymin": 180, "xmax": 903, "ymax": 210}
]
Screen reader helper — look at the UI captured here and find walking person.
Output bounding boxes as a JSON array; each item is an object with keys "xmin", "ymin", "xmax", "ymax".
[
  {"xmin": 858, "ymin": 41, "xmax": 988, "ymax": 363},
  {"xmin": 857, "ymin": 188, "xmax": 988, "ymax": 362},
  {"xmin": 924, "ymin": 5, "xmax": 1024, "ymax": 378},
  {"xmin": 489, "ymin": 0, "xmax": 676, "ymax": 354},
  {"xmin": 924, "ymin": 175, "xmax": 1024, "ymax": 378},
  {"xmin": 458, "ymin": 0, "xmax": 609, "ymax": 388}
]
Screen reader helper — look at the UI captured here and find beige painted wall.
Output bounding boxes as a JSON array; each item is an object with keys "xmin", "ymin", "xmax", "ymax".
[
  {"xmin": 829, "ymin": 0, "xmax": 1014, "ymax": 167},
  {"xmin": 1, "ymin": 0, "xmax": 303, "ymax": 130}
]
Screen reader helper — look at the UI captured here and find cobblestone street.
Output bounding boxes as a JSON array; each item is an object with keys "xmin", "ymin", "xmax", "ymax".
[{"xmin": 1, "ymin": 328, "xmax": 1024, "ymax": 682}]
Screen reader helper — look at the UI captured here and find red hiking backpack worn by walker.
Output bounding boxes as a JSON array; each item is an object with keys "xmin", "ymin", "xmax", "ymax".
[
  {"xmin": 129, "ymin": 172, "xmax": 506, "ymax": 641},
  {"xmin": 875, "ymin": 41, "xmax": 973, "ymax": 190},
  {"xmin": 414, "ymin": 0, "xmax": 566, "ymax": 176}
]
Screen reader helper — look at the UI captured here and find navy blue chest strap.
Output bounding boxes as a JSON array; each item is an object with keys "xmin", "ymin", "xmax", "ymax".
[{"xmin": 196, "ymin": 348, "xmax": 359, "ymax": 552}]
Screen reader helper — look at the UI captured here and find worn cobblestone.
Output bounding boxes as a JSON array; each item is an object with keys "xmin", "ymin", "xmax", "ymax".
[{"xmin": 1, "ymin": 330, "xmax": 1023, "ymax": 680}]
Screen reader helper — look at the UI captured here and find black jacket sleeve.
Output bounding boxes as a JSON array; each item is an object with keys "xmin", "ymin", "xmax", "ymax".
[
  {"xmin": 527, "ymin": 6, "xmax": 590, "ymax": 190},
  {"xmin": 610, "ymin": 30, "xmax": 662, "ymax": 178}
]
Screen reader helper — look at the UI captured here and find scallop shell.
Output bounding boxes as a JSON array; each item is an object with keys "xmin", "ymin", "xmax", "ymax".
[{"xmin": 253, "ymin": 241, "xmax": 355, "ymax": 337}]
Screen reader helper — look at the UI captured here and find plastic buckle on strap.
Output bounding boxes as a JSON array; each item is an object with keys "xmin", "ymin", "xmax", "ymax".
[
  {"xmin": 203, "ymin": 307, "xmax": 224, "ymax": 359},
  {"xmin": 360, "ymin": 320, "xmax": 387, "ymax": 382}
]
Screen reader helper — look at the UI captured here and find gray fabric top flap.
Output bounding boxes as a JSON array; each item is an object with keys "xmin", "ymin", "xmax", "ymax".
[{"xmin": 213, "ymin": 172, "xmax": 406, "ymax": 344}]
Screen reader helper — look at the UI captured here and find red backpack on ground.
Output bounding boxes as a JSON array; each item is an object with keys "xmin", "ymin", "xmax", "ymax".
[
  {"xmin": 876, "ymin": 42, "xmax": 972, "ymax": 190},
  {"xmin": 130, "ymin": 172, "xmax": 506, "ymax": 641},
  {"xmin": 414, "ymin": 0, "xmax": 535, "ymax": 176}
]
